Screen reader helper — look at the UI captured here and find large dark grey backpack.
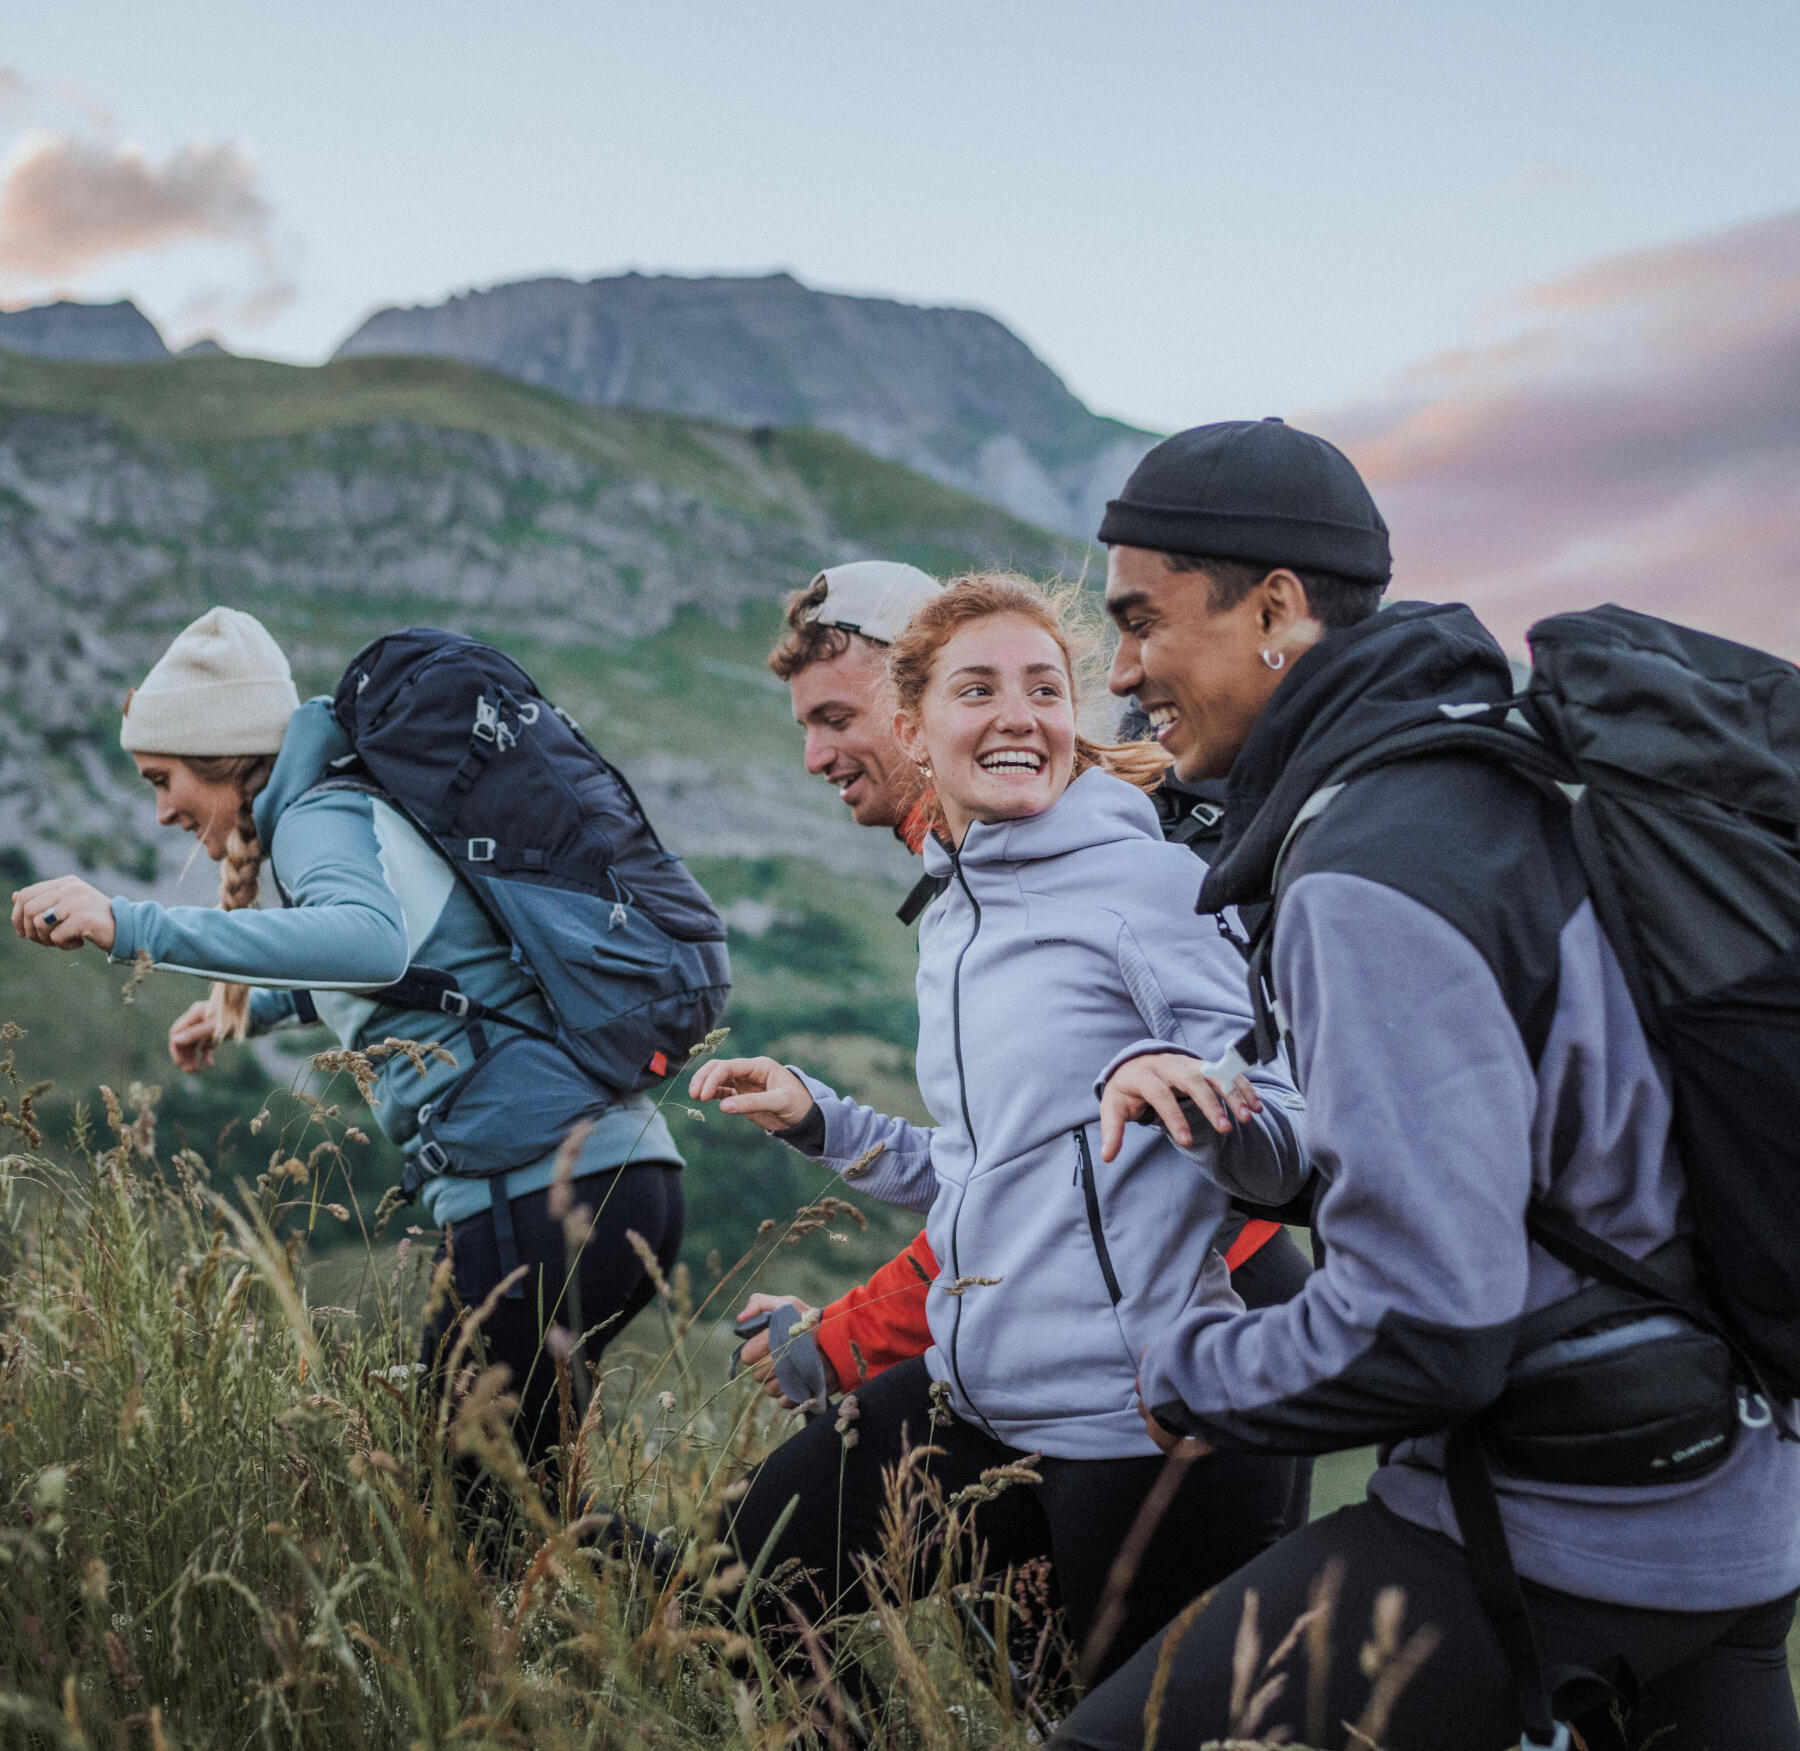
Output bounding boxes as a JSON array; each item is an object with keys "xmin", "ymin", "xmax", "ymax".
[{"xmin": 326, "ymin": 628, "xmax": 731, "ymax": 1120}]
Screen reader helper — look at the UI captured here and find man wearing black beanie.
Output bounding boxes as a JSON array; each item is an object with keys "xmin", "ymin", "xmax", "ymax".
[
  {"xmin": 1097, "ymin": 416, "xmax": 1391, "ymax": 783},
  {"xmin": 1052, "ymin": 422, "xmax": 1800, "ymax": 1749}
]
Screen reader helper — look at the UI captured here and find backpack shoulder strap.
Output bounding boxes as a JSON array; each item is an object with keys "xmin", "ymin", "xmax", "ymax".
[
  {"xmin": 1218, "ymin": 705, "xmax": 1621, "ymax": 1119},
  {"xmin": 1233, "ymin": 705, "xmax": 1578, "ymax": 1070},
  {"xmin": 286, "ymin": 777, "xmax": 561, "ymax": 1056},
  {"xmin": 1444, "ymin": 1424, "xmax": 1572, "ymax": 1750},
  {"xmin": 897, "ymin": 872, "xmax": 949, "ymax": 926}
]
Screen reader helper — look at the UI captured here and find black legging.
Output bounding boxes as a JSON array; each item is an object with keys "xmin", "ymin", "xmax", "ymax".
[
  {"xmin": 726, "ymin": 1355, "xmax": 1297, "ymax": 1683},
  {"xmin": 1051, "ymin": 1497, "xmax": 1800, "ymax": 1751},
  {"xmin": 1225, "ymin": 1224, "xmax": 1314, "ymax": 1534},
  {"xmin": 420, "ymin": 1162, "xmax": 684, "ymax": 1467}
]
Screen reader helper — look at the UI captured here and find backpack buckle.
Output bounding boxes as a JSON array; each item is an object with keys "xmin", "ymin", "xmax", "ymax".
[
  {"xmin": 473, "ymin": 696, "xmax": 501, "ymax": 744},
  {"xmin": 415, "ymin": 1140, "xmax": 451, "ymax": 1176},
  {"xmin": 466, "ymin": 838, "xmax": 496, "ymax": 862},
  {"xmin": 438, "ymin": 990, "xmax": 472, "ymax": 1018}
]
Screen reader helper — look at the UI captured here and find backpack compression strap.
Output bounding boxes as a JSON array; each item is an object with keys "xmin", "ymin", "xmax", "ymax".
[
  {"xmin": 285, "ymin": 967, "xmax": 558, "ymax": 1060},
  {"xmin": 364, "ymin": 966, "xmax": 558, "ymax": 1058}
]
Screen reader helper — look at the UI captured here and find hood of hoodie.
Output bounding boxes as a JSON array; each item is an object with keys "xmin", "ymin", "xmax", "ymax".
[
  {"xmin": 1198, "ymin": 601, "xmax": 1513, "ymax": 913},
  {"xmin": 920, "ymin": 763, "xmax": 1164, "ymax": 876},
  {"xmin": 253, "ymin": 697, "xmax": 352, "ymax": 844}
]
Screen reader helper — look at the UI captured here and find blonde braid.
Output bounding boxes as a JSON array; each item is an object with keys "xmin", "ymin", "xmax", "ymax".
[{"xmin": 184, "ymin": 753, "xmax": 275, "ymax": 1045}]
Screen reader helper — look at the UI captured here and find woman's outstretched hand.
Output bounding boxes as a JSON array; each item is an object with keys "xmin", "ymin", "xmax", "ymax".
[
  {"xmin": 688, "ymin": 1056, "xmax": 815, "ymax": 1135},
  {"xmin": 1099, "ymin": 1052, "xmax": 1263, "ymax": 1163},
  {"xmin": 168, "ymin": 1000, "xmax": 220, "ymax": 1072},
  {"xmin": 10, "ymin": 876, "xmax": 116, "ymax": 954}
]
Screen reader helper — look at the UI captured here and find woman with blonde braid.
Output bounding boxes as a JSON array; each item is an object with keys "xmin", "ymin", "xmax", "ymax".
[{"xmin": 11, "ymin": 607, "xmax": 685, "ymax": 1468}]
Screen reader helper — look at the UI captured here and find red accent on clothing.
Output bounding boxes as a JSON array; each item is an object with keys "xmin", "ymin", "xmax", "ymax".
[
  {"xmin": 1223, "ymin": 1218, "xmax": 1283, "ymax": 1272},
  {"xmin": 647, "ymin": 1050, "xmax": 670, "ymax": 1078},
  {"xmin": 897, "ymin": 796, "xmax": 934, "ymax": 856},
  {"xmin": 814, "ymin": 1228, "xmax": 938, "ymax": 1393},
  {"xmin": 814, "ymin": 1220, "xmax": 1286, "ymax": 1393}
]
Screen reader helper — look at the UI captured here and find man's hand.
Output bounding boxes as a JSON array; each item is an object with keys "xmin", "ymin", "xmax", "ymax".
[
  {"xmin": 1099, "ymin": 1052, "xmax": 1262, "ymax": 1163},
  {"xmin": 11, "ymin": 876, "xmax": 117, "ymax": 954},
  {"xmin": 735, "ymin": 1293, "xmax": 820, "ymax": 1406},
  {"xmin": 688, "ymin": 1056, "xmax": 816, "ymax": 1135},
  {"xmin": 1138, "ymin": 1396, "xmax": 1213, "ymax": 1458},
  {"xmin": 169, "ymin": 1000, "xmax": 220, "ymax": 1072}
]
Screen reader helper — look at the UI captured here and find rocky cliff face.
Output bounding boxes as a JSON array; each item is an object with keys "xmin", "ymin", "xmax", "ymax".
[
  {"xmin": 335, "ymin": 272, "xmax": 1156, "ymax": 539},
  {"xmin": 0, "ymin": 300, "xmax": 170, "ymax": 364},
  {"xmin": 0, "ymin": 352, "xmax": 1072, "ymax": 890}
]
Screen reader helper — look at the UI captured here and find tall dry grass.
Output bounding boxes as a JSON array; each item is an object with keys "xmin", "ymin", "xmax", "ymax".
[{"xmin": 0, "ymin": 1027, "xmax": 1363, "ymax": 1751}]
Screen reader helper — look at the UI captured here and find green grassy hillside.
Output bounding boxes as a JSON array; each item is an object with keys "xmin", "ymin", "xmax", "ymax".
[
  {"xmin": 0, "ymin": 347, "xmax": 1082, "ymax": 581},
  {"xmin": 0, "ymin": 346, "xmax": 1069, "ymax": 1276}
]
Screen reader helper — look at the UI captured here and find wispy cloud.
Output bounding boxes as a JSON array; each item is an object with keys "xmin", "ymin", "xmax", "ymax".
[
  {"xmin": 0, "ymin": 63, "xmax": 292, "ymax": 332},
  {"xmin": 0, "ymin": 68, "xmax": 30, "ymax": 129},
  {"xmin": 0, "ymin": 66, "xmax": 114, "ymax": 145},
  {"xmin": 1508, "ymin": 164, "xmax": 1580, "ymax": 195},
  {"xmin": 1323, "ymin": 210, "xmax": 1800, "ymax": 658},
  {"xmin": 0, "ymin": 137, "xmax": 270, "ymax": 277}
]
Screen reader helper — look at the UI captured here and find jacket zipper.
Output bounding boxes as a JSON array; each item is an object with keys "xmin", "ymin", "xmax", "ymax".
[
  {"xmin": 1074, "ymin": 1123, "xmax": 1124, "ymax": 1306},
  {"xmin": 944, "ymin": 846, "xmax": 996, "ymax": 1434}
]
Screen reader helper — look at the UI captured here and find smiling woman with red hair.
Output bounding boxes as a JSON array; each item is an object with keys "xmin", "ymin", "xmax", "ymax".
[{"xmin": 692, "ymin": 571, "xmax": 1310, "ymax": 1678}]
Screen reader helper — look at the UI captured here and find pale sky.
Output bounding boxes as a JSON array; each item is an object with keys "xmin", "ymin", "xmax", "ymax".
[{"xmin": 4, "ymin": 0, "xmax": 1798, "ymax": 434}]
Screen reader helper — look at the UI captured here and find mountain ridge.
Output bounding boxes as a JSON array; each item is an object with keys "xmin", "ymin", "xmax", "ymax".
[
  {"xmin": 334, "ymin": 270, "xmax": 1157, "ymax": 539},
  {"xmin": 0, "ymin": 346, "xmax": 1077, "ymax": 891},
  {"xmin": 0, "ymin": 298, "xmax": 170, "ymax": 364}
]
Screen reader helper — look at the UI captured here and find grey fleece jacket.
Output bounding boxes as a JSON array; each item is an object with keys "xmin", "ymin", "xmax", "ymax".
[
  {"xmin": 782, "ymin": 767, "xmax": 1308, "ymax": 1460},
  {"xmin": 1133, "ymin": 602, "xmax": 1800, "ymax": 1613}
]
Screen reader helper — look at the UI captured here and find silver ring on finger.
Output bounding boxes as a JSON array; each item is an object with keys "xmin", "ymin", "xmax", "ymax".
[{"xmin": 42, "ymin": 910, "xmax": 58, "ymax": 926}]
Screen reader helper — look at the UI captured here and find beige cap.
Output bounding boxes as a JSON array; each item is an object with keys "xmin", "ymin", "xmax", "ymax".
[
  {"xmin": 120, "ymin": 606, "xmax": 299, "ymax": 756},
  {"xmin": 804, "ymin": 561, "xmax": 942, "ymax": 645}
]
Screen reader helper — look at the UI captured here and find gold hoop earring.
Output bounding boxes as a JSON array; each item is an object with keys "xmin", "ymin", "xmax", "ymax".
[{"xmin": 1261, "ymin": 649, "xmax": 1286, "ymax": 672}]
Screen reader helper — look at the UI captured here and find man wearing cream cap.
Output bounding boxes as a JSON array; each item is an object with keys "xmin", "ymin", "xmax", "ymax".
[{"xmin": 767, "ymin": 560, "xmax": 945, "ymax": 841}]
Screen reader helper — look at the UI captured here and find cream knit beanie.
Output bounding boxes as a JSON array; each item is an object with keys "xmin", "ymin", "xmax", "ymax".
[{"xmin": 120, "ymin": 607, "xmax": 299, "ymax": 756}]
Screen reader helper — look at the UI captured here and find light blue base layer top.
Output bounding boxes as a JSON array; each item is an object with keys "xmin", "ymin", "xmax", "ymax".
[{"xmin": 417, "ymin": 1099, "xmax": 683, "ymax": 1226}]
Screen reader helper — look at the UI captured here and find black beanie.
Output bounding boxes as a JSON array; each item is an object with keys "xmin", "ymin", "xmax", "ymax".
[{"xmin": 1097, "ymin": 417, "xmax": 1391, "ymax": 586}]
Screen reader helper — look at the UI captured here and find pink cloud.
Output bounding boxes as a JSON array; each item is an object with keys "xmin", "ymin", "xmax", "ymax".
[
  {"xmin": 1317, "ymin": 210, "xmax": 1800, "ymax": 659},
  {"xmin": 0, "ymin": 136, "xmax": 270, "ymax": 277}
]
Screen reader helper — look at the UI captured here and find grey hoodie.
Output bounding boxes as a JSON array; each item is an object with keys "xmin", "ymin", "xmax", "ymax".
[
  {"xmin": 1132, "ymin": 603, "xmax": 1800, "ymax": 1612},
  {"xmin": 784, "ymin": 767, "xmax": 1308, "ymax": 1459}
]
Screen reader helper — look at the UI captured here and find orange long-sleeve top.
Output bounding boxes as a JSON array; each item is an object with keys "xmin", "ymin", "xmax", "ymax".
[{"xmin": 813, "ymin": 1227, "xmax": 939, "ymax": 1393}]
